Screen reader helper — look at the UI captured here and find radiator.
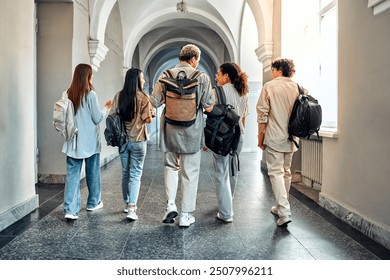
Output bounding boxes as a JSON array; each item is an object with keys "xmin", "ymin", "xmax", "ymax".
[{"xmin": 301, "ymin": 138, "xmax": 323, "ymax": 188}]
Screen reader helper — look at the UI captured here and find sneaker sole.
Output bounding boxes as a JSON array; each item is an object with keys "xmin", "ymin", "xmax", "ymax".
[
  {"xmin": 64, "ymin": 215, "xmax": 78, "ymax": 220},
  {"xmin": 216, "ymin": 213, "xmax": 233, "ymax": 223},
  {"xmin": 270, "ymin": 207, "xmax": 278, "ymax": 216},
  {"xmin": 86, "ymin": 202, "xmax": 103, "ymax": 211},
  {"xmin": 277, "ymin": 220, "xmax": 291, "ymax": 227},
  {"xmin": 162, "ymin": 211, "xmax": 178, "ymax": 223},
  {"xmin": 179, "ymin": 220, "xmax": 195, "ymax": 227}
]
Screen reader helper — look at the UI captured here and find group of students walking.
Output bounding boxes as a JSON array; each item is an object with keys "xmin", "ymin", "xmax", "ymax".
[{"xmin": 61, "ymin": 44, "xmax": 301, "ymax": 228}]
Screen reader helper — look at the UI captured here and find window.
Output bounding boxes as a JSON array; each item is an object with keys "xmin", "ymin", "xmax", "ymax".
[
  {"xmin": 281, "ymin": 0, "xmax": 338, "ymax": 131},
  {"xmin": 319, "ymin": 1, "xmax": 337, "ymax": 129}
]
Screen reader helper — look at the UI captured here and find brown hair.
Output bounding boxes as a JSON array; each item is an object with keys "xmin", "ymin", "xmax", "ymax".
[
  {"xmin": 67, "ymin": 64, "xmax": 94, "ymax": 113},
  {"xmin": 179, "ymin": 44, "xmax": 201, "ymax": 62}
]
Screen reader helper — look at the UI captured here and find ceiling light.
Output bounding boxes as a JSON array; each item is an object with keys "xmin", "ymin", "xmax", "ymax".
[{"xmin": 177, "ymin": 0, "xmax": 188, "ymax": 13}]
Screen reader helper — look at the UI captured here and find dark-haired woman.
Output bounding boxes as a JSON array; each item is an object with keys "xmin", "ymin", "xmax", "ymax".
[
  {"xmin": 62, "ymin": 63, "xmax": 112, "ymax": 220},
  {"xmin": 109, "ymin": 68, "xmax": 153, "ymax": 220},
  {"xmin": 213, "ymin": 62, "xmax": 249, "ymax": 223}
]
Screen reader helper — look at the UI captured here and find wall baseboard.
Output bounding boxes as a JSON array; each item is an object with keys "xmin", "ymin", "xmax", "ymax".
[
  {"xmin": 320, "ymin": 193, "xmax": 390, "ymax": 250},
  {"xmin": 0, "ymin": 195, "xmax": 39, "ymax": 232}
]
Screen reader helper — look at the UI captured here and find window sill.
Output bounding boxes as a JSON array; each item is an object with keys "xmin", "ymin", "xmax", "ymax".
[
  {"xmin": 319, "ymin": 128, "xmax": 338, "ymax": 139},
  {"xmin": 368, "ymin": 0, "xmax": 390, "ymax": 15}
]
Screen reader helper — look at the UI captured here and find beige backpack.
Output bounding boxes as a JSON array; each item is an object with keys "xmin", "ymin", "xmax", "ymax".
[{"xmin": 159, "ymin": 69, "xmax": 202, "ymax": 127}]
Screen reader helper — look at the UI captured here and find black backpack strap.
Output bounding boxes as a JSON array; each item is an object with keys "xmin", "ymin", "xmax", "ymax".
[
  {"xmin": 164, "ymin": 69, "xmax": 175, "ymax": 79},
  {"xmin": 287, "ymin": 84, "xmax": 304, "ymax": 149},
  {"xmin": 297, "ymin": 83, "xmax": 304, "ymax": 95},
  {"xmin": 230, "ymin": 151, "xmax": 240, "ymax": 177},
  {"xmin": 189, "ymin": 70, "xmax": 202, "ymax": 79},
  {"xmin": 215, "ymin": 85, "xmax": 226, "ymax": 105},
  {"xmin": 290, "ymin": 137, "xmax": 300, "ymax": 149}
]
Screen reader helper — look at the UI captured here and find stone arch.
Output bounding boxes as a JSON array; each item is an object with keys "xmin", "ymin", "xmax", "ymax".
[
  {"xmin": 245, "ymin": 0, "xmax": 276, "ymax": 72},
  {"xmin": 124, "ymin": 7, "xmax": 237, "ymax": 69},
  {"xmin": 89, "ymin": 0, "xmax": 117, "ymax": 71}
]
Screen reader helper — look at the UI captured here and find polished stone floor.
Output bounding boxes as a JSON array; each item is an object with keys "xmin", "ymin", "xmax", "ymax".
[{"xmin": 0, "ymin": 144, "xmax": 389, "ymax": 260}]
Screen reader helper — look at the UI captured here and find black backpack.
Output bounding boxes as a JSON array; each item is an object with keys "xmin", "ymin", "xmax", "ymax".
[
  {"xmin": 104, "ymin": 110, "xmax": 127, "ymax": 153},
  {"xmin": 159, "ymin": 69, "xmax": 202, "ymax": 127},
  {"xmin": 204, "ymin": 86, "xmax": 241, "ymax": 174},
  {"xmin": 288, "ymin": 84, "xmax": 322, "ymax": 148}
]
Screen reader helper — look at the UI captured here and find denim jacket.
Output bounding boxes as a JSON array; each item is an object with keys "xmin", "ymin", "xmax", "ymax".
[{"xmin": 62, "ymin": 90, "xmax": 108, "ymax": 158}]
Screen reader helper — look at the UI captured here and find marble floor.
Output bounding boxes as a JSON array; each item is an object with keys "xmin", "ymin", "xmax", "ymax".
[{"xmin": 0, "ymin": 144, "xmax": 389, "ymax": 260}]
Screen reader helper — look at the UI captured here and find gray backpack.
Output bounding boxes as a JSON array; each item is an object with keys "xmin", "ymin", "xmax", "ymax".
[{"xmin": 53, "ymin": 91, "xmax": 78, "ymax": 146}]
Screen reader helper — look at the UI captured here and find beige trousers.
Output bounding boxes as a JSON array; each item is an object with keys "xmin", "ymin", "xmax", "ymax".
[
  {"xmin": 266, "ymin": 147, "xmax": 294, "ymax": 217},
  {"xmin": 164, "ymin": 150, "xmax": 201, "ymax": 213}
]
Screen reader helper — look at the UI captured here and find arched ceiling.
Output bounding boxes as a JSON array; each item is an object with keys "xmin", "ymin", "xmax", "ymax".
[
  {"xmin": 115, "ymin": 0, "xmax": 244, "ymax": 81},
  {"xmin": 88, "ymin": 0, "xmax": 273, "ymax": 82}
]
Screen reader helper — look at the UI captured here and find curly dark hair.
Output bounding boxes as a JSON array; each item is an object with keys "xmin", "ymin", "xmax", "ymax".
[
  {"xmin": 219, "ymin": 62, "xmax": 249, "ymax": 96},
  {"xmin": 271, "ymin": 58, "xmax": 296, "ymax": 77}
]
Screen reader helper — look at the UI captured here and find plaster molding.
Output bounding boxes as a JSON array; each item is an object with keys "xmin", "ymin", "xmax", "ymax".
[
  {"xmin": 255, "ymin": 42, "xmax": 274, "ymax": 71},
  {"xmin": 89, "ymin": 40, "xmax": 109, "ymax": 71},
  {"xmin": 367, "ymin": 0, "xmax": 390, "ymax": 15}
]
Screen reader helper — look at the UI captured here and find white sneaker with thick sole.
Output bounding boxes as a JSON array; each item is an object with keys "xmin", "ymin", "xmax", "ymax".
[
  {"xmin": 216, "ymin": 212, "xmax": 233, "ymax": 223},
  {"xmin": 64, "ymin": 214, "xmax": 79, "ymax": 220},
  {"xmin": 162, "ymin": 203, "xmax": 178, "ymax": 224},
  {"xmin": 124, "ymin": 204, "xmax": 137, "ymax": 213},
  {"xmin": 127, "ymin": 209, "xmax": 138, "ymax": 221},
  {"xmin": 86, "ymin": 201, "xmax": 103, "ymax": 211},
  {"xmin": 179, "ymin": 212, "xmax": 195, "ymax": 227}
]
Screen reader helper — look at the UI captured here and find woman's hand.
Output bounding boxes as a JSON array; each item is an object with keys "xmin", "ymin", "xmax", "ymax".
[{"xmin": 104, "ymin": 100, "xmax": 112, "ymax": 109}]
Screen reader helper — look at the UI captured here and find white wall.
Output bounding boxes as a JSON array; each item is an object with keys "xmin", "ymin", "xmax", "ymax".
[
  {"xmin": 37, "ymin": 1, "xmax": 124, "ymax": 182},
  {"xmin": 37, "ymin": 3, "xmax": 73, "ymax": 182},
  {"xmin": 0, "ymin": 0, "xmax": 38, "ymax": 230},
  {"xmin": 281, "ymin": 0, "xmax": 390, "ymax": 248},
  {"xmin": 320, "ymin": 0, "xmax": 390, "ymax": 241}
]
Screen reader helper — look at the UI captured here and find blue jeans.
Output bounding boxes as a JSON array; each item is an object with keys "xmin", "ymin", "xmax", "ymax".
[
  {"xmin": 120, "ymin": 141, "xmax": 147, "ymax": 206},
  {"xmin": 64, "ymin": 153, "xmax": 101, "ymax": 215}
]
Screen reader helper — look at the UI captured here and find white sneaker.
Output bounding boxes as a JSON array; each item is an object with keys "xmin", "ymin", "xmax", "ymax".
[
  {"xmin": 270, "ymin": 206, "xmax": 278, "ymax": 216},
  {"xmin": 64, "ymin": 214, "xmax": 78, "ymax": 220},
  {"xmin": 124, "ymin": 204, "xmax": 137, "ymax": 213},
  {"xmin": 162, "ymin": 203, "xmax": 178, "ymax": 224},
  {"xmin": 86, "ymin": 201, "xmax": 103, "ymax": 211},
  {"xmin": 127, "ymin": 209, "xmax": 138, "ymax": 221},
  {"xmin": 277, "ymin": 215, "xmax": 292, "ymax": 227},
  {"xmin": 216, "ymin": 212, "xmax": 233, "ymax": 223},
  {"xmin": 179, "ymin": 212, "xmax": 195, "ymax": 227}
]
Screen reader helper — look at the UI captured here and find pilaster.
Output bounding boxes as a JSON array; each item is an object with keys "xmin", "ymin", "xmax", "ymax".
[
  {"xmin": 89, "ymin": 39, "xmax": 109, "ymax": 71},
  {"xmin": 255, "ymin": 42, "xmax": 274, "ymax": 83}
]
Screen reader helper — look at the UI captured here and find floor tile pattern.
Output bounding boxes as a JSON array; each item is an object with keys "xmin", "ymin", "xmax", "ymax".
[{"xmin": 0, "ymin": 144, "xmax": 388, "ymax": 260}]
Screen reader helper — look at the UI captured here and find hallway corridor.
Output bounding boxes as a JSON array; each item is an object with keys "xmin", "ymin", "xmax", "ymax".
[{"xmin": 0, "ymin": 144, "xmax": 389, "ymax": 260}]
